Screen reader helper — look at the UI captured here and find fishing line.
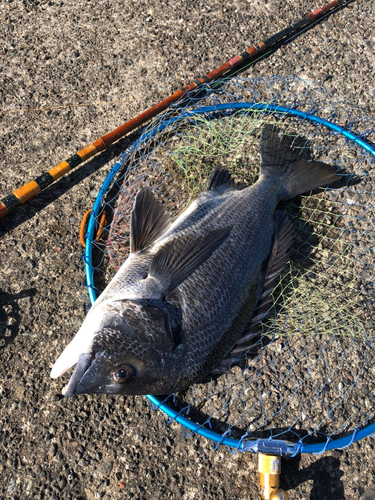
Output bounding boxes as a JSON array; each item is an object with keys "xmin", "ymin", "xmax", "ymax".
[
  {"xmin": 0, "ymin": 98, "xmax": 139, "ymax": 116},
  {"xmin": 222, "ymin": 0, "xmax": 355, "ymax": 82},
  {"xmin": 0, "ymin": 0, "xmax": 349, "ymax": 119}
]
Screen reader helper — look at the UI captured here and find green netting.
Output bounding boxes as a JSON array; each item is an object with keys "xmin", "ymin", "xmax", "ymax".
[{"xmin": 86, "ymin": 75, "xmax": 375, "ymax": 452}]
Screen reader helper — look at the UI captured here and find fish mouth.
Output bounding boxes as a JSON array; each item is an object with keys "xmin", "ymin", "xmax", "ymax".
[{"xmin": 61, "ymin": 353, "xmax": 93, "ymax": 396}]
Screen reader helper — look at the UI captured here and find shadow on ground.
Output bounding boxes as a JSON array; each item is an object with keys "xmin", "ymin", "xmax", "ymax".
[
  {"xmin": 0, "ymin": 288, "xmax": 37, "ymax": 349},
  {"xmin": 282, "ymin": 454, "xmax": 344, "ymax": 499}
]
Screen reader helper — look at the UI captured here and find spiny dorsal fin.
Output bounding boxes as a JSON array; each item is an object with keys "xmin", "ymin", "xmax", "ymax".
[
  {"xmin": 130, "ymin": 186, "xmax": 171, "ymax": 254},
  {"xmin": 217, "ymin": 211, "xmax": 293, "ymax": 371},
  {"xmin": 144, "ymin": 227, "xmax": 231, "ymax": 298}
]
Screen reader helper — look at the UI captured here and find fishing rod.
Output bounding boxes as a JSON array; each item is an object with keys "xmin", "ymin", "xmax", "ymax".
[{"xmin": 0, "ymin": 0, "xmax": 350, "ymax": 220}]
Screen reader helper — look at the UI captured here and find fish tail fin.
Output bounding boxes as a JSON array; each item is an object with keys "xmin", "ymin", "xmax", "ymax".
[{"xmin": 260, "ymin": 125, "xmax": 342, "ymax": 200}]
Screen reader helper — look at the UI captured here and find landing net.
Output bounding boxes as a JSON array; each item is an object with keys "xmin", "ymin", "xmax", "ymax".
[{"xmin": 84, "ymin": 75, "xmax": 375, "ymax": 455}]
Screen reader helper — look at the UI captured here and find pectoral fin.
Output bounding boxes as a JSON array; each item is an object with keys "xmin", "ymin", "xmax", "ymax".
[
  {"xmin": 142, "ymin": 227, "xmax": 231, "ymax": 298},
  {"xmin": 130, "ymin": 186, "xmax": 171, "ymax": 254}
]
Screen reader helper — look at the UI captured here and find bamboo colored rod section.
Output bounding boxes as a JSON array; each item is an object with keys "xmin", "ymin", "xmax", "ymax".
[{"xmin": 0, "ymin": 0, "xmax": 347, "ymax": 220}]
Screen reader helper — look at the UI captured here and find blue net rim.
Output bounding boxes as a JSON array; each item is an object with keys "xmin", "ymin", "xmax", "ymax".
[{"xmin": 84, "ymin": 102, "xmax": 375, "ymax": 455}]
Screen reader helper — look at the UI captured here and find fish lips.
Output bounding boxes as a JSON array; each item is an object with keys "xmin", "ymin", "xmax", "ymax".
[
  {"xmin": 61, "ymin": 352, "xmax": 94, "ymax": 396},
  {"xmin": 62, "ymin": 351, "xmax": 124, "ymax": 396}
]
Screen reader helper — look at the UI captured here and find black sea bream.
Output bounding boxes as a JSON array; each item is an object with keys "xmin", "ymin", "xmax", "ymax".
[{"xmin": 50, "ymin": 125, "xmax": 341, "ymax": 396}]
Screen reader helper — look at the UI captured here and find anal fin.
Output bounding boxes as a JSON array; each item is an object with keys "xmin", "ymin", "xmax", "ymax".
[{"xmin": 217, "ymin": 211, "xmax": 293, "ymax": 372}]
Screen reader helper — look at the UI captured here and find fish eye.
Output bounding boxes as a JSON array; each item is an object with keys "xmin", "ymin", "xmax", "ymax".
[{"xmin": 113, "ymin": 365, "xmax": 136, "ymax": 383}]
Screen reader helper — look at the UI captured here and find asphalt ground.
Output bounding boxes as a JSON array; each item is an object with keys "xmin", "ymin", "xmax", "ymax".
[{"xmin": 1, "ymin": 0, "xmax": 375, "ymax": 499}]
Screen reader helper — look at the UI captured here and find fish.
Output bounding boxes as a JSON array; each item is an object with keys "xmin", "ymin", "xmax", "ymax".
[{"xmin": 50, "ymin": 125, "xmax": 342, "ymax": 396}]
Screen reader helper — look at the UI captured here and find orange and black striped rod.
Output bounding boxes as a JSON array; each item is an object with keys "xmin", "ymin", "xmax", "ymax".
[{"xmin": 0, "ymin": 0, "xmax": 349, "ymax": 220}]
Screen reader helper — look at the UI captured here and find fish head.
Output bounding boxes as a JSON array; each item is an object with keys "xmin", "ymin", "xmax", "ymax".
[{"xmin": 51, "ymin": 299, "xmax": 178, "ymax": 396}]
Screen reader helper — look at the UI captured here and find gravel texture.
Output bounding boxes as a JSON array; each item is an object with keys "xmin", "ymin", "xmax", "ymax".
[{"xmin": 1, "ymin": 0, "xmax": 375, "ymax": 499}]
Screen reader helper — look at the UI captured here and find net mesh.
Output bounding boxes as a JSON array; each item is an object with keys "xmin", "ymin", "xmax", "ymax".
[{"xmin": 87, "ymin": 75, "xmax": 375, "ymax": 450}]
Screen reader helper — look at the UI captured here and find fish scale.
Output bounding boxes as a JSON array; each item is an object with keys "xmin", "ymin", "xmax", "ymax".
[
  {"xmin": 51, "ymin": 125, "xmax": 342, "ymax": 396},
  {"xmin": 173, "ymin": 184, "xmax": 278, "ymax": 346}
]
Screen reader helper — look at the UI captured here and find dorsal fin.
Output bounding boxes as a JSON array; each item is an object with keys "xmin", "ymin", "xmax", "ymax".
[
  {"xmin": 216, "ymin": 211, "xmax": 293, "ymax": 373},
  {"xmin": 206, "ymin": 167, "xmax": 247, "ymax": 192},
  {"xmin": 206, "ymin": 167, "xmax": 234, "ymax": 191},
  {"xmin": 130, "ymin": 187, "xmax": 171, "ymax": 254}
]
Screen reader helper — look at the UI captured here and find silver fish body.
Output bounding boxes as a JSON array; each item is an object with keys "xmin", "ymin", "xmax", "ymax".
[{"xmin": 51, "ymin": 125, "xmax": 341, "ymax": 396}]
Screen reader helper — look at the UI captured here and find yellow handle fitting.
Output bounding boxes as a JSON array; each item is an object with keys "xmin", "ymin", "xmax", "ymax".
[{"xmin": 258, "ymin": 453, "xmax": 289, "ymax": 500}]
